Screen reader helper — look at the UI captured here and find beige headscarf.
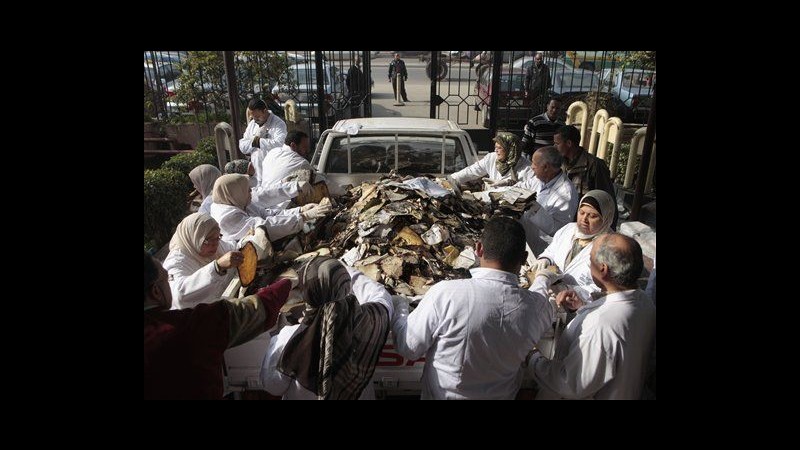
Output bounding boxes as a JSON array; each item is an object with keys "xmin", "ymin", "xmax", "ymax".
[
  {"xmin": 212, "ymin": 174, "xmax": 250, "ymax": 210},
  {"xmin": 189, "ymin": 164, "xmax": 222, "ymax": 199},
  {"xmin": 574, "ymin": 190, "xmax": 615, "ymax": 239},
  {"xmin": 168, "ymin": 212, "xmax": 221, "ymax": 265},
  {"xmin": 493, "ymin": 131, "xmax": 521, "ymax": 177}
]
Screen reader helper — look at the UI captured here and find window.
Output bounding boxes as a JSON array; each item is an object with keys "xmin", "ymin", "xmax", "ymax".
[{"xmin": 326, "ymin": 135, "xmax": 468, "ymax": 174}]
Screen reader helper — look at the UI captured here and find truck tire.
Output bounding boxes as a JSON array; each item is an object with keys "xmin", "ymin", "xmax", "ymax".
[{"xmin": 426, "ymin": 60, "xmax": 448, "ymax": 81}]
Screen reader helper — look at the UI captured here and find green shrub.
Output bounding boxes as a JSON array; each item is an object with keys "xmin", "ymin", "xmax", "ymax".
[
  {"xmin": 195, "ymin": 136, "xmax": 216, "ymax": 155},
  {"xmin": 162, "ymin": 150, "xmax": 218, "ymax": 190},
  {"xmin": 144, "ymin": 168, "xmax": 190, "ymax": 250}
]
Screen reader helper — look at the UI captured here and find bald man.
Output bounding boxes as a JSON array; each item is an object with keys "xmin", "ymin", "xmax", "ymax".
[{"xmin": 527, "ymin": 233, "xmax": 656, "ymax": 400}]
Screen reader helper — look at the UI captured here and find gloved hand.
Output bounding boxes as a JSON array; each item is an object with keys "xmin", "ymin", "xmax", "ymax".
[
  {"xmin": 300, "ymin": 202, "xmax": 317, "ymax": 213},
  {"xmin": 257, "ymin": 278, "xmax": 292, "ymax": 328},
  {"xmin": 216, "ymin": 251, "xmax": 244, "ymax": 271},
  {"xmin": 482, "ymin": 177, "xmax": 515, "ymax": 188},
  {"xmin": 301, "ymin": 201, "xmax": 332, "ymax": 221},
  {"xmin": 531, "ymin": 257, "xmax": 552, "ymax": 274},
  {"xmin": 535, "ymin": 266, "xmax": 562, "ymax": 286}
]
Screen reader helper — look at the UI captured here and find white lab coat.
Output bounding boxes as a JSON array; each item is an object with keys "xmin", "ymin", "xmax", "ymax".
[
  {"xmin": 260, "ymin": 266, "xmax": 394, "ymax": 400},
  {"xmin": 450, "ymin": 152, "xmax": 533, "ymax": 186},
  {"xmin": 163, "ymin": 239, "xmax": 237, "ymax": 310},
  {"xmin": 538, "ymin": 223, "xmax": 599, "ymax": 303},
  {"xmin": 518, "ymin": 170, "xmax": 579, "ymax": 255},
  {"xmin": 239, "ymin": 115, "xmax": 288, "ymax": 183},
  {"xmin": 198, "ymin": 195, "xmax": 213, "ymax": 216},
  {"xmin": 391, "ymin": 268, "xmax": 553, "ymax": 400},
  {"xmin": 528, "ymin": 289, "xmax": 656, "ymax": 400},
  {"xmin": 210, "ymin": 202, "xmax": 303, "ymax": 245}
]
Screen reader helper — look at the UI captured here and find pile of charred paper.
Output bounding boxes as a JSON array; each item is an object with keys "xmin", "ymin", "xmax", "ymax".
[{"xmin": 293, "ymin": 173, "xmax": 539, "ymax": 297}]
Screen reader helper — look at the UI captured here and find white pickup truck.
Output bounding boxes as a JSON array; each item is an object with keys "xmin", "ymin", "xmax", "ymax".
[{"xmin": 224, "ymin": 118, "xmax": 540, "ymax": 398}]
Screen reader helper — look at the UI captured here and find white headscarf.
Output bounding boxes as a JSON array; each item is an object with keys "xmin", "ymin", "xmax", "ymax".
[
  {"xmin": 189, "ymin": 164, "xmax": 222, "ymax": 199},
  {"xmin": 574, "ymin": 189, "xmax": 615, "ymax": 239},
  {"xmin": 212, "ymin": 174, "xmax": 251, "ymax": 210},
  {"xmin": 168, "ymin": 213, "xmax": 221, "ymax": 265}
]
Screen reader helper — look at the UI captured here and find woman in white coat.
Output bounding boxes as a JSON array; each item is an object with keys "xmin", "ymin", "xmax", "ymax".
[
  {"xmin": 162, "ymin": 212, "xmax": 244, "ymax": 310},
  {"xmin": 260, "ymin": 257, "xmax": 393, "ymax": 400},
  {"xmin": 209, "ymin": 174, "xmax": 330, "ymax": 245},
  {"xmin": 189, "ymin": 164, "xmax": 222, "ymax": 215},
  {"xmin": 532, "ymin": 189, "xmax": 615, "ymax": 303},
  {"xmin": 450, "ymin": 131, "xmax": 532, "ymax": 187}
]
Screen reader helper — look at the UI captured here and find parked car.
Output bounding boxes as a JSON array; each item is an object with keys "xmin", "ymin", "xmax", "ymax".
[
  {"xmin": 271, "ymin": 62, "xmax": 345, "ymax": 122},
  {"xmin": 312, "ymin": 117, "xmax": 479, "ymax": 188},
  {"xmin": 601, "ymin": 68, "xmax": 655, "ymax": 122},
  {"xmin": 474, "ymin": 65, "xmax": 530, "ymax": 130}
]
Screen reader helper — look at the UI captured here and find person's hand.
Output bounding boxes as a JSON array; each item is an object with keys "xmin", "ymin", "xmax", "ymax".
[
  {"xmin": 483, "ymin": 177, "xmax": 514, "ymax": 188},
  {"xmin": 216, "ymin": 251, "xmax": 244, "ymax": 270},
  {"xmin": 404, "ymin": 77, "xmax": 408, "ymax": 82},
  {"xmin": 555, "ymin": 289, "xmax": 584, "ymax": 312},
  {"xmin": 300, "ymin": 202, "xmax": 317, "ymax": 213},
  {"xmin": 251, "ymin": 136, "xmax": 260, "ymax": 147},
  {"xmin": 257, "ymin": 279, "xmax": 292, "ymax": 328},
  {"xmin": 301, "ymin": 202, "xmax": 332, "ymax": 221},
  {"xmin": 527, "ymin": 200, "xmax": 541, "ymax": 214},
  {"xmin": 531, "ymin": 257, "xmax": 552, "ymax": 273},
  {"xmin": 535, "ymin": 266, "xmax": 562, "ymax": 285}
]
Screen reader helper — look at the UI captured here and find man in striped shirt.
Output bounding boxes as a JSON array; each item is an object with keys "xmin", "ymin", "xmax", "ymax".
[{"xmin": 521, "ymin": 99, "xmax": 564, "ymax": 159}]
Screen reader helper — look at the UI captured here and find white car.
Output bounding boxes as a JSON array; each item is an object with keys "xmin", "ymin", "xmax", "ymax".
[{"xmin": 601, "ymin": 68, "xmax": 656, "ymax": 122}]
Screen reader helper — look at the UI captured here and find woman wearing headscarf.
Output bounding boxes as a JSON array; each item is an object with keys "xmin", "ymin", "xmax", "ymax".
[
  {"xmin": 531, "ymin": 189, "xmax": 615, "ymax": 303},
  {"xmin": 260, "ymin": 257, "xmax": 393, "ymax": 400},
  {"xmin": 189, "ymin": 164, "xmax": 222, "ymax": 215},
  {"xmin": 162, "ymin": 213, "xmax": 243, "ymax": 310},
  {"xmin": 450, "ymin": 131, "xmax": 533, "ymax": 187},
  {"xmin": 209, "ymin": 174, "xmax": 330, "ymax": 245}
]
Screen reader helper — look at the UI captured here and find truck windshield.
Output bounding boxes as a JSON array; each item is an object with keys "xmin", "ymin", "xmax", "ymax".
[{"xmin": 325, "ymin": 135, "xmax": 468, "ymax": 175}]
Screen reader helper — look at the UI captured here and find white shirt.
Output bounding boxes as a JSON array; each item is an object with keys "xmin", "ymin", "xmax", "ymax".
[
  {"xmin": 391, "ymin": 267, "xmax": 553, "ymax": 399},
  {"xmin": 518, "ymin": 170, "xmax": 579, "ymax": 255},
  {"xmin": 198, "ymin": 195, "xmax": 213, "ymax": 216},
  {"xmin": 239, "ymin": 115, "xmax": 288, "ymax": 156},
  {"xmin": 529, "ymin": 289, "xmax": 656, "ymax": 400},
  {"xmin": 210, "ymin": 202, "xmax": 303, "ymax": 245},
  {"xmin": 260, "ymin": 266, "xmax": 394, "ymax": 400},
  {"xmin": 450, "ymin": 152, "xmax": 533, "ymax": 186},
  {"xmin": 163, "ymin": 239, "xmax": 236, "ymax": 310}
]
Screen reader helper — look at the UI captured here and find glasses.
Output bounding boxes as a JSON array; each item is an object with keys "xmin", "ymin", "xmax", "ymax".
[{"xmin": 202, "ymin": 234, "xmax": 223, "ymax": 246}]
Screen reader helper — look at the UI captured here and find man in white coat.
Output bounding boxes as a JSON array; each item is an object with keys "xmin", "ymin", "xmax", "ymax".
[
  {"xmin": 517, "ymin": 146, "xmax": 578, "ymax": 255},
  {"xmin": 528, "ymin": 233, "xmax": 656, "ymax": 400},
  {"xmin": 391, "ymin": 216, "xmax": 554, "ymax": 399},
  {"xmin": 239, "ymin": 98, "xmax": 287, "ymax": 185},
  {"xmin": 254, "ymin": 130, "xmax": 316, "ymax": 207}
]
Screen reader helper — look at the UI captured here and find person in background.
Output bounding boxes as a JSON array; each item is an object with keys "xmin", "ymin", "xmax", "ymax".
[
  {"xmin": 520, "ymin": 98, "xmax": 564, "ymax": 159},
  {"xmin": 553, "ymin": 125, "xmax": 617, "ymax": 228},
  {"xmin": 347, "ymin": 55, "xmax": 367, "ymax": 118},
  {"xmin": 390, "ymin": 217, "xmax": 553, "ymax": 399},
  {"xmin": 144, "ymin": 251, "xmax": 290, "ymax": 400},
  {"xmin": 260, "ymin": 257, "xmax": 392, "ymax": 400},
  {"xmin": 388, "ymin": 53, "xmax": 409, "ymax": 102},
  {"xmin": 239, "ymin": 98, "xmax": 287, "ymax": 185},
  {"xmin": 162, "ymin": 213, "xmax": 243, "ymax": 310},
  {"xmin": 527, "ymin": 233, "xmax": 656, "ymax": 400},
  {"xmin": 189, "ymin": 164, "xmax": 222, "ymax": 215},
  {"xmin": 524, "ymin": 51, "xmax": 551, "ymax": 115}
]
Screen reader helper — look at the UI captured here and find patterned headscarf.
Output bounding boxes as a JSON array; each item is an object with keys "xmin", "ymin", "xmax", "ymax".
[
  {"xmin": 168, "ymin": 212, "xmax": 221, "ymax": 265},
  {"xmin": 189, "ymin": 164, "xmax": 221, "ymax": 199},
  {"xmin": 574, "ymin": 190, "xmax": 615, "ymax": 239},
  {"xmin": 278, "ymin": 256, "xmax": 390, "ymax": 400},
  {"xmin": 224, "ymin": 159, "xmax": 250, "ymax": 175},
  {"xmin": 493, "ymin": 131, "xmax": 521, "ymax": 176},
  {"xmin": 212, "ymin": 174, "xmax": 250, "ymax": 210}
]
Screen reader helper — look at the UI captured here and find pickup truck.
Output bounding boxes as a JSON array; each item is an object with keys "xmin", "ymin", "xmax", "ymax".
[{"xmin": 223, "ymin": 119, "xmax": 541, "ymax": 397}]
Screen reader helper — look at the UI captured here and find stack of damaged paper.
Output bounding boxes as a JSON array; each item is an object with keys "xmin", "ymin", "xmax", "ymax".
[{"xmin": 307, "ymin": 174, "xmax": 536, "ymax": 296}]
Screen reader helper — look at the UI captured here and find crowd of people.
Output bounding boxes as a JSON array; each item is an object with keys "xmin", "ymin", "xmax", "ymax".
[{"xmin": 144, "ymin": 95, "xmax": 655, "ymax": 400}]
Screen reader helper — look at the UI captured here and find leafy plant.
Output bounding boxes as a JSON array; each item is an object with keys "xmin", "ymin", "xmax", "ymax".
[
  {"xmin": 144, "ymin": 168, "xmax": 191, "ymax": 249},
  {"xmin": 162, "ymin": 150, "xmax": 218, "ymax": 190},
  {"xmin": 194, "ymin": 136, "xmax": 216, "ymax": 156}
]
